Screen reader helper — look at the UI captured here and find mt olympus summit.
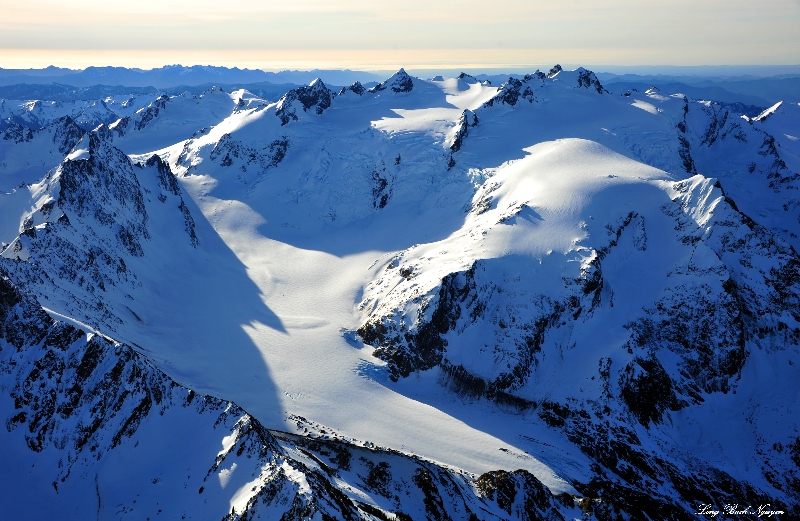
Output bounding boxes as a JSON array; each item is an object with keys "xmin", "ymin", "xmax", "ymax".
[{"xmin": 0, "ymin": 65, "xmax": 799, "ymax": 520}]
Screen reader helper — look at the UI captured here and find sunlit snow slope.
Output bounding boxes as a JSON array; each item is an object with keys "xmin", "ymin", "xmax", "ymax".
[{"xmin": 2, "ymin": 66, "xmax": 799, "ymax": 518}]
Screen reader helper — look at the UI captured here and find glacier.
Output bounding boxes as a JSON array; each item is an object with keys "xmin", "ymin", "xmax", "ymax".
[{"xmin": 0, "ymin": 66, "xmax": 799, "ymax": 520}]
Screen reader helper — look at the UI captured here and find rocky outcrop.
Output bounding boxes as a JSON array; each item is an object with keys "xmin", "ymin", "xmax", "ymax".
[
  {"xmin": 337, "ymin": 81, "xmax": 366, "ymax": 96},
  {"xmin": 209, "ymin": 132, "xmax": 289, "ymax": 175},
  {"xmin": 574, "ymin": 68, "xmax": 607, "ymax": 94},
  {"xmin": 0, "ymin": 269, "xmax": 594, "ymax": 520},
  {"xmin": 476, "ymin": 470, "xmax": 569, "ymax": 521},
  {"xmin": 370, "ymin": 69, "xmax": 414, "ymax": 94},
  {"xmin": 370, "ymin": 161, "xmax": 394, "ymax": 210},
  {"xmin": 523, "ymin": 70, "xmax": 547, "ymax": 82},
  {"xmin": 48, "ymin": 116, "xmax": 85, "ymax": 155},
  {"xmin": 676, "ymin": 97, "xmax": 698, "ymax": 175},
  {"xmin": 445, "ymin": 109, "xmax": 479, "ymax": 169},
  {"xmin": 108, "ymin": 115, "xmax": 130, "ymax": 137},
  {"xmin": 1, "ymin": 122, "xmax": 33, "ymax": 143},
  {"xmin": 275, "ymin": 79, "xmax": 333, "ymax": 125},
  {"xmin": 134, "ymin": 94, "xmax": 169, "ymax": 131},
  {"xmin": 450, "ymin": 109, "xmax": 478, "ymax": 154},
  {"xmin": 358, "ymin": 175, "xmax": 800, "ymax": 517},
  {"xmin": 144, "ymin": 154, "xmax": 198, "ymax": 247},
  {"xmin": 0, "ymin": 129, "xmax": 201, "ymax": 333},
  {"xmin": 360, "ymin": 263, "xmax": 480, "ymax": 381},
  {"xmin": 483, "ymin": 78, "xmax": 536, "ymax": 108},
  {"xmin": 56, "ymin": 133, "xmax": 149, "ymax": 256}
]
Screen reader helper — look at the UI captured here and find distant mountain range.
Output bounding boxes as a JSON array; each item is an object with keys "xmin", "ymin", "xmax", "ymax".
[
  {"xmin": 0, "ymin": 65, "xmax": 385, "ymax": 88},
  {"xmin": 2, "ymin": 65, "xmax": 798, "ymax": 111},
  {"xmin": 0, "ymin": 82, "xmax": 309, "ymax": 104},
  {"xmin": 1, "ymin": 65, "xmax": 799, "ymax": 519},
  {"xmin": 601, "ymin": 75, "xmax": 800, "ymax": 107}
]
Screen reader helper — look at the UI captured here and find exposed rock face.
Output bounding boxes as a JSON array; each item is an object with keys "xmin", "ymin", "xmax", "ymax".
[
  {"xmin": 0, "ymin": 115, "xmax": 86, "ymax": 189},
  {"xmin": 144, "ymin": 154, "xmax": 198, "ymax": 247},
  {"xmin": 523, "ymin": 71, "xmax": 547, "ymax": 82},
  {"xmin": 476, "ymin": 470, "xmax": 569, "ymax": 521},
  {"xmin": 482, "ymin": 78, "xmax": 536, "ymax": 108},
  {"xmin": 209, "ymin": 132, "xmax": 289, "ymax": 175},
  {"xmin": 1, "ymin": 122, "xmax": 33, "ymax": 143},
  {"xmin": 574, "ymin": 68, "xmax": 607, "ymax": 94},
  {"xmin": 370, "ymin": 68, "xmax": 414, "ymax": 94},
  {"xmin": 547, "ymin": 64, "xmax": 563, "ymax": 78},
  {"xmin": 0, "ymin": 129, "xmax": 201, "ymax": 332},
  {"xmin": 458, "ymin": 72, "xmax": 478, "ymax": 82},
  {"xmin": 49, "ymin": 116, "xmax": 85, "ymax": 155},
  {"xmin": 275, "ymin": 79, "xmax": 334, "ymax": 125},
  {"xmin": 108, "ymin": 114, "xmax": 131, "ymax": 137},
  {"xmin": 0, "ymin": 269, "xmax": 593, "ymax": 520},
  {"xmin": 676, "ymin": 96, "xmax": 698, "ymax": 175},
  {"xmin": 358, "ymin": 173, "xmax": 800, "ymax": 517},
  {"xmin": 134, "ymin": 94, "xmax": 169, "ymax": 131},
  {"xmin": 360, "ymin": 263, "xmax": 479, "ymax": 381},
  {"xmin": 338, "ymin": 81, "xmax": 366, "ymax": 96},
  {"xmin": 370, "ymin": 161, "xmax": 394, "ymax": 209},
  {"xmin": 56, "ymin": 133, "xmax": 150, "ymax": 256},
  {"xmin": 3, "ymin": 66, "xmax": 800, "ymax": 519},
  {"xmin": 445, "ymin": 108, "xmax": 480, "ymax": 169},
  {"xmin": 450, "ymin": 109, "xmax": 479, "ymax": 154}
]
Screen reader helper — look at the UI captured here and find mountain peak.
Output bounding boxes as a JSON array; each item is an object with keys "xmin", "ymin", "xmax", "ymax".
[
  {"xmin": 275, "ymin": 81, "xmax": 334, "ymax": 125},
  {"xmin": 523, "ymin": 70, "xmax": 547, "ymax": 81},
  {"xmin": 547, "ymin": 64, "xmax": 563, "ymax": 78},
  {"xmin": 370, "ymin": 69, "xmax": 414, "ymax": 93},
  {"xmin": 338, "ymin": 81, "xmax": 365, "ymax": 96},
  {"xmin": 3, "ymin": 63, "xmax": 800, "ymax": 521},
  {"xmin": 753, "ymin": 101, "xmax": 783, "ymax": 121},
  {"xmin": 482, "ymin": 77, "xmax": 536, "ymax": 108},
  {"xmin": 574, "ymin": 67, "xmax": 606, "ymax": 94}
]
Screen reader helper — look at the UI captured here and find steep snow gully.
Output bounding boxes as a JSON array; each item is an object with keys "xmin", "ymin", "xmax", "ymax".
[{"xmin": 0, "ymin": 66, "xmax": 799, "ymax": 519}]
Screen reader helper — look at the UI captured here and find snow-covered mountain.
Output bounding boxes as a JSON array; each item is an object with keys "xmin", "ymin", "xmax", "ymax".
[
  {"xmin": 0, "ymin": 65, "xmax": 385, "ymax": 89},
  {"xmin": 1, "ymin": 66, "xmax": 798, "ymax": 519},
  {"xmin": 2, "ymin": 272, "xmax": 589, "ymax": 520},
  {"xmin": 0, "ymin": 116, "xmax": 85, "ymax": 190},
  {"xmin": 0, "ymin": 94, "xmax": 157, "ymax": 133}
]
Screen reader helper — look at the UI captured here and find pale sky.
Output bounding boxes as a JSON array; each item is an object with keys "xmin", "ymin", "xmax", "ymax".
[{"xmin": 0, "ymin": 0, "xmax": 798, "ymax": 69}]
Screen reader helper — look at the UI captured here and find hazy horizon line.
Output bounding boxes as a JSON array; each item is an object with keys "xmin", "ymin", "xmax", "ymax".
[{"xmin": 2, "ymin": 49, "xmax": 799, "ymax": 74}]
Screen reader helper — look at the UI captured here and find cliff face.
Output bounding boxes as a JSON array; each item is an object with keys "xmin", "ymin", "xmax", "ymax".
[
  {"xmin": 0, "ymin": 271, "xmax": 591, "ymax": 520},
  {"xmin": 1, "ymin": 67, "xmax": 799, "ymax": 518},
  {"xmin": 357, "ymin": 141, "xmax": 800, "ymax": 518}
]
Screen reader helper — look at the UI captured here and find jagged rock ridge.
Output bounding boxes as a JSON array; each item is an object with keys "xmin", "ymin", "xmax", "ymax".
[
  {"xmin": 0, "ymin": 269, "xmax": 595, "ymax": 520},
  {"xmin": 1, "ymin": 66, "xmax": 799, "ymax": 519}
]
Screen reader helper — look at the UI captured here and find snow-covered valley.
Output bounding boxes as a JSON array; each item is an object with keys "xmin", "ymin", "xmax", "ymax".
[{"xmin": 1, "ymin": 66, "xmax": 799, "ymax": 520}]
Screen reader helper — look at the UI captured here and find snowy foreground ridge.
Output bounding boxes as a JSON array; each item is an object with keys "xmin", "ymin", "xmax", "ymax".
[{"xmin": 0, "ymin": 66, "xmax": 799, "ymax": 520}]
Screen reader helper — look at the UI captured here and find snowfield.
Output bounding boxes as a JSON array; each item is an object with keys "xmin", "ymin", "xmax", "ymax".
[{"xmin": 1, "ymin": 66, "xmax": 799, "ymax": 519}]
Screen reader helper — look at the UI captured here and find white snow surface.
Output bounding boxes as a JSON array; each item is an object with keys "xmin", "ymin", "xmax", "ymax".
[{"xmin": 1, "ymin": 69, "xmax": 799, "ymax": 503}]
